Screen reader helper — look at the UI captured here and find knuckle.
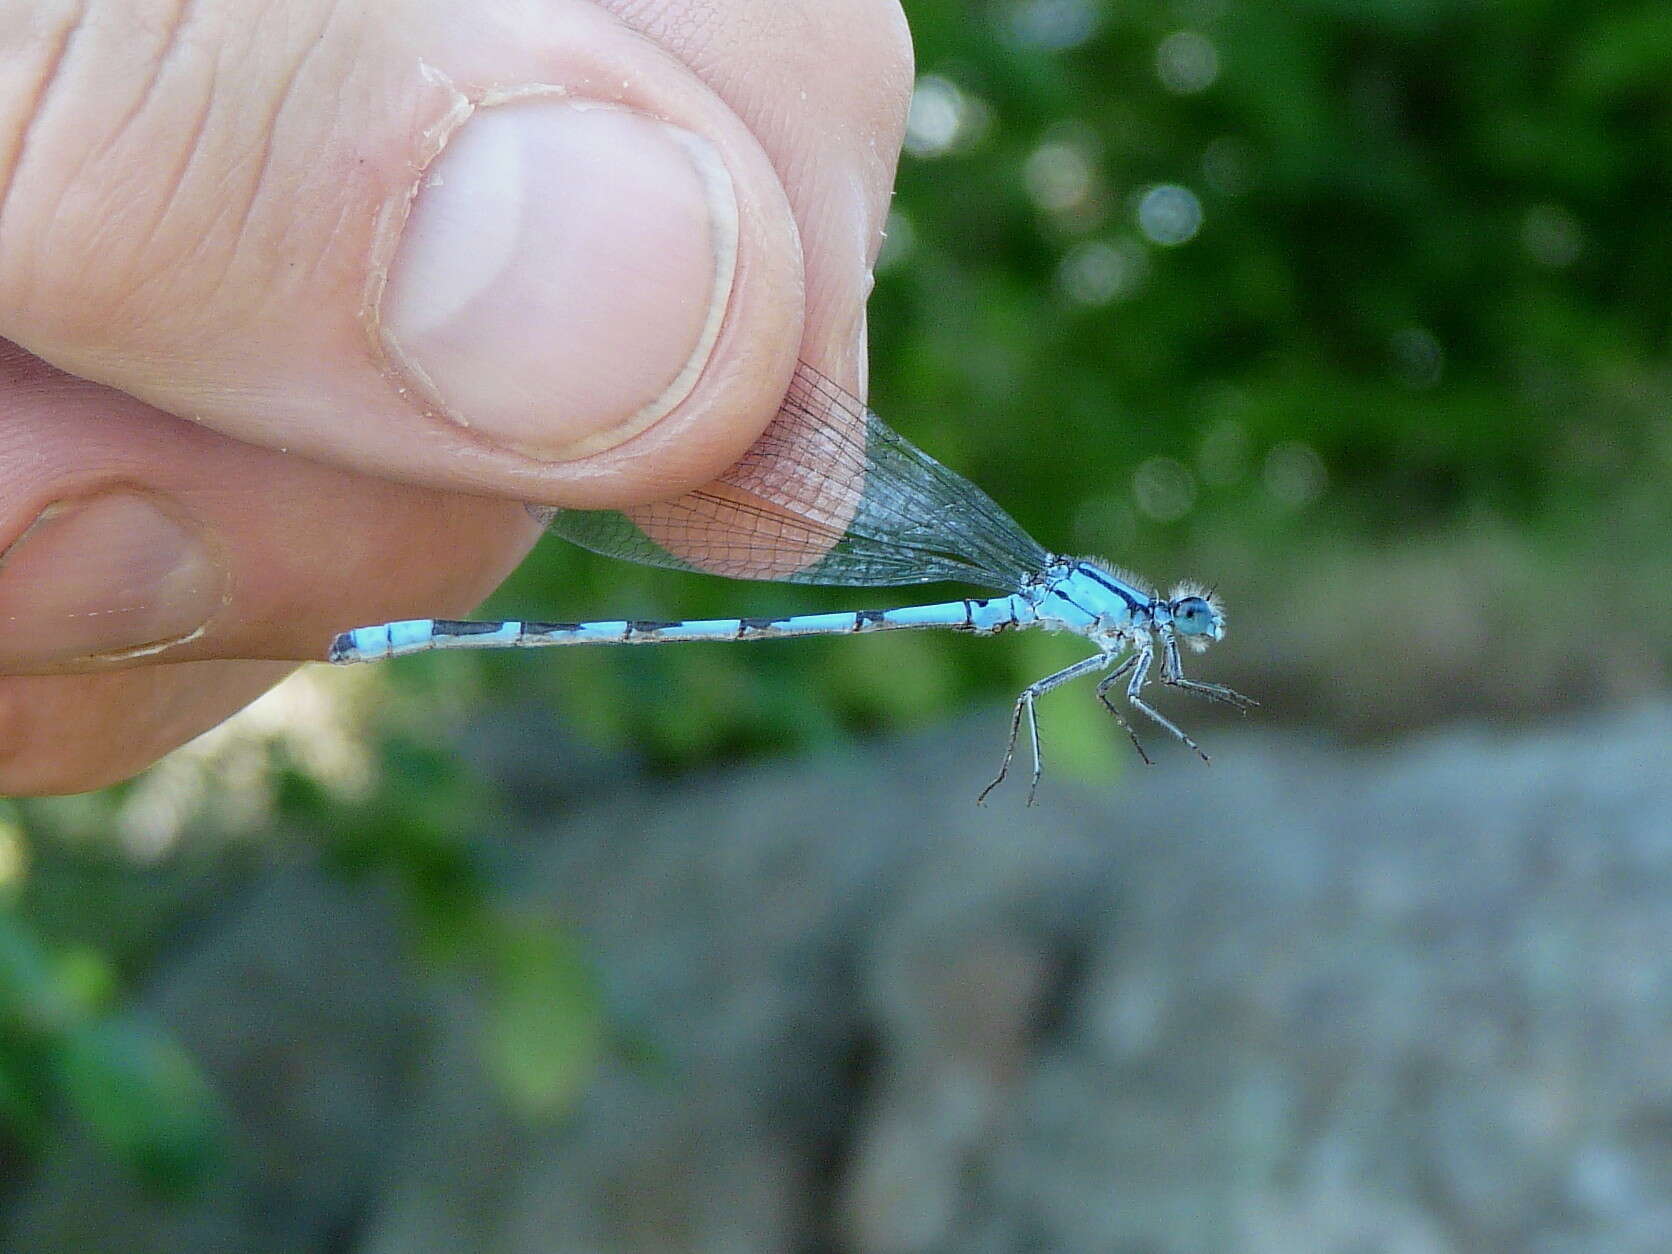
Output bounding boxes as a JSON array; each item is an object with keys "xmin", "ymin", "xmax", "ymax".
[
  {"xmin": 0, "ymin": 5, "xmax": 86, "ymax": 319},
  {"xmin": 0, "ymin": 2, "xmax": 197, "ymax": 339},
  {"xmin": 0, "ymin": 0, "xmax": 379, "ymax": 352}
]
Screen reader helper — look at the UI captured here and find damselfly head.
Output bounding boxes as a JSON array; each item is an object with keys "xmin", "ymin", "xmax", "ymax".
[{"xmin": 1167, "ymin": 582, "xmax": 1225, "ymax": 651}]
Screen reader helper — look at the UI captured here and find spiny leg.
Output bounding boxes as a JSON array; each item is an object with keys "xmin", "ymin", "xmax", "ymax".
[
  {"xmin": 1125, "ymin": 646, "xmax": 1212, "ymax": 764},
  {"xmin": 1021, "ymin": 692, "xmax": 1043, "ymax": 806},
  {"xmin": 1095, "ymin": 653, "xmax": 1151, "ymax": 765},
  {"xmin": 978, "ymin": 652, "xmax": 1114, "ymax": 806},
  {"xmin": 980, "ymin": 694, "xmax": 1031, "ymax": 807},
  {"xmin": 1160, "ymin": 634, "xmax": 1257, "ymax": 711},
  {"xmin": 1170, "ymin": 678, "xmax": 1257, "ymax": 711}
]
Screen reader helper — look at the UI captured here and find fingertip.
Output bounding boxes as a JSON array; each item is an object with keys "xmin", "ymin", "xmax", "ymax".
[
  {"xmin": 0, "ymin": 489, "xmax": 229, "ymax": 672},
  {"xmin": 0, "ymin": 352, "xmax": 540, "ymax": 674}
]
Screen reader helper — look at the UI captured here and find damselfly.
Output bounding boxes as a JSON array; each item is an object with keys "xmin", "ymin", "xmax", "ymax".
[{"xmin": 331, "ymin": 364, "xmax": 1254, "ymax": 802}]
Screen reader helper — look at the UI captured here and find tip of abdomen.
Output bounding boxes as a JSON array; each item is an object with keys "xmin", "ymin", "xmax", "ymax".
[{"xmin": 328, "ymin": 627, "xmax": 383, "ymax": 664}]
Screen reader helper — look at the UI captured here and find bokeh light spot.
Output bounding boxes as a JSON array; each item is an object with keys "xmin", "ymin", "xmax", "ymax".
[
  {"xmin": 1137, "ymin": 184, "xmax": 1204, "ymax": 245},
  {"xmin": 876, "ymin": 209, "xmax": 916, "ymax": 273},
  {"xmin": 1197, "ymin": 418, "xmax": 1252, "ymax": 486},
  {"xmin": 1522, "ymin": 204, "xmax": 1583, "ymax": 268},
  {"xmin": 1058, "ymin": 238, "xmax": 1149, "ymax": 305},
  {"xmin": 1002, "ymin": 0, "xmax": 1101, "ymax": 50},
  {"xmin": 1026, "ymin": 139, "xmax": 1098, "ymax": 215},
  {"xmin": 1133, "ymin": 456, "xmax": 1198, "ymax": 522},
  {"xmin": 1389, "ymin": 327, "xmax": 1445, "ymax": 390},
  {"xmin": 1156, "ymin": 31, "xmax": 1220, "ymax": 95},
  {"xmin": 1264, "ymin": 442, "xmax": 1328, "ymax": 508},
  {"xmin": 905, "ymin": 76, "xmax": 989, "ymax": 158}
]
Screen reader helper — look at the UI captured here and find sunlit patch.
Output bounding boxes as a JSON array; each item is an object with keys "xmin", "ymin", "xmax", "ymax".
[
  {"xmin": 0, "ymin": 817, "xmax": 26, "ymax": 889},
  {"xmin": 112, "ymin": 667, "xmax": 378, "ymax": 861}
]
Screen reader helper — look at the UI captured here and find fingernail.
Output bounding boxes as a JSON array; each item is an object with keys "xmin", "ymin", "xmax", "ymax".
[
  {"xmin": 0, "ymin": 491, "xmax": 225, "ymax": 669},
  {"xmin": 381, "ymin": 98, "xmax": 739, "ymax": 461}
]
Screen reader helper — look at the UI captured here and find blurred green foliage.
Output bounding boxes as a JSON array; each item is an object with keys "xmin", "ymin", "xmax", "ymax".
[
  {"xmin": 4, "ymin": 725, "xmax": 607, "ymax": 1192},
  {"xmin": 0, "ymin": 806, "xmax": 224, "ymax": 1193},
  {"xmin": 5, "ymin": 0, "xmax": 1672, "ymax": 1191},
  {"xmin": 484, "ymin": 0, "xmax": 1672, "ymax": 765}
]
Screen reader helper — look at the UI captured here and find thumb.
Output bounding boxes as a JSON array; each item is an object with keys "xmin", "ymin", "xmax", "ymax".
[{"xmin": 0, "ymin": 0, "xmax": 807, "ymax": 508}]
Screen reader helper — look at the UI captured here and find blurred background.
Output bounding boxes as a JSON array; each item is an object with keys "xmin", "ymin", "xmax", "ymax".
[{"xmin": 5, "ymin": 1, "xmax": 1672, "ymax": 1250}]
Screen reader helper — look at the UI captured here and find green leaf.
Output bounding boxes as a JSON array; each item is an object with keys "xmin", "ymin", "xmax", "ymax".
[
  {"xmin": 479, "ymin": 918, "xmax": 605, "ymax": 1120},
  {"xmin": 52, "ymin": 1018, "xmax": 224, "ymax": 1192}
]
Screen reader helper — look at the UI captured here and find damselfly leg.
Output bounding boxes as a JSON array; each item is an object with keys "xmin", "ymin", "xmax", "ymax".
[
  {"xmin": 1096, "ymin": 651, "xmax": 1151, "ymax": 765},
  {"xmin": 1123, "ymin": 645, "xmax": 1212, "ymax": 763},
  {"xmin": 1160, "ymin": 635, "xmax": 1258, "ymax": 712},
  {"xmin": 979, "ymin": 652, "xmax": 1114, "ymax": 806}
]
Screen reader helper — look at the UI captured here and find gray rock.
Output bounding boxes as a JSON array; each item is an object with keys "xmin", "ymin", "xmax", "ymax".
[
  {"xmin": 7, "ymin": 703, "xmax": 1672, "ymax": 1253},
  {"xmin": 3, "ymin": 869, "xmax": 423, "ymax": 1254}
]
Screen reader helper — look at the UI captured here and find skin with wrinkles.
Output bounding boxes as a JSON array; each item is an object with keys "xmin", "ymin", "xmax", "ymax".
[{"xmin": 0, "ymin": 0, "xmax": 912, "ymax": 793}]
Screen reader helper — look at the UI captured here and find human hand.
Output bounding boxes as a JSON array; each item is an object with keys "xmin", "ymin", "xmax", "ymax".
[{"xmin": 0, "ymin": 0, "xmax": 912, "ymax": 793}]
